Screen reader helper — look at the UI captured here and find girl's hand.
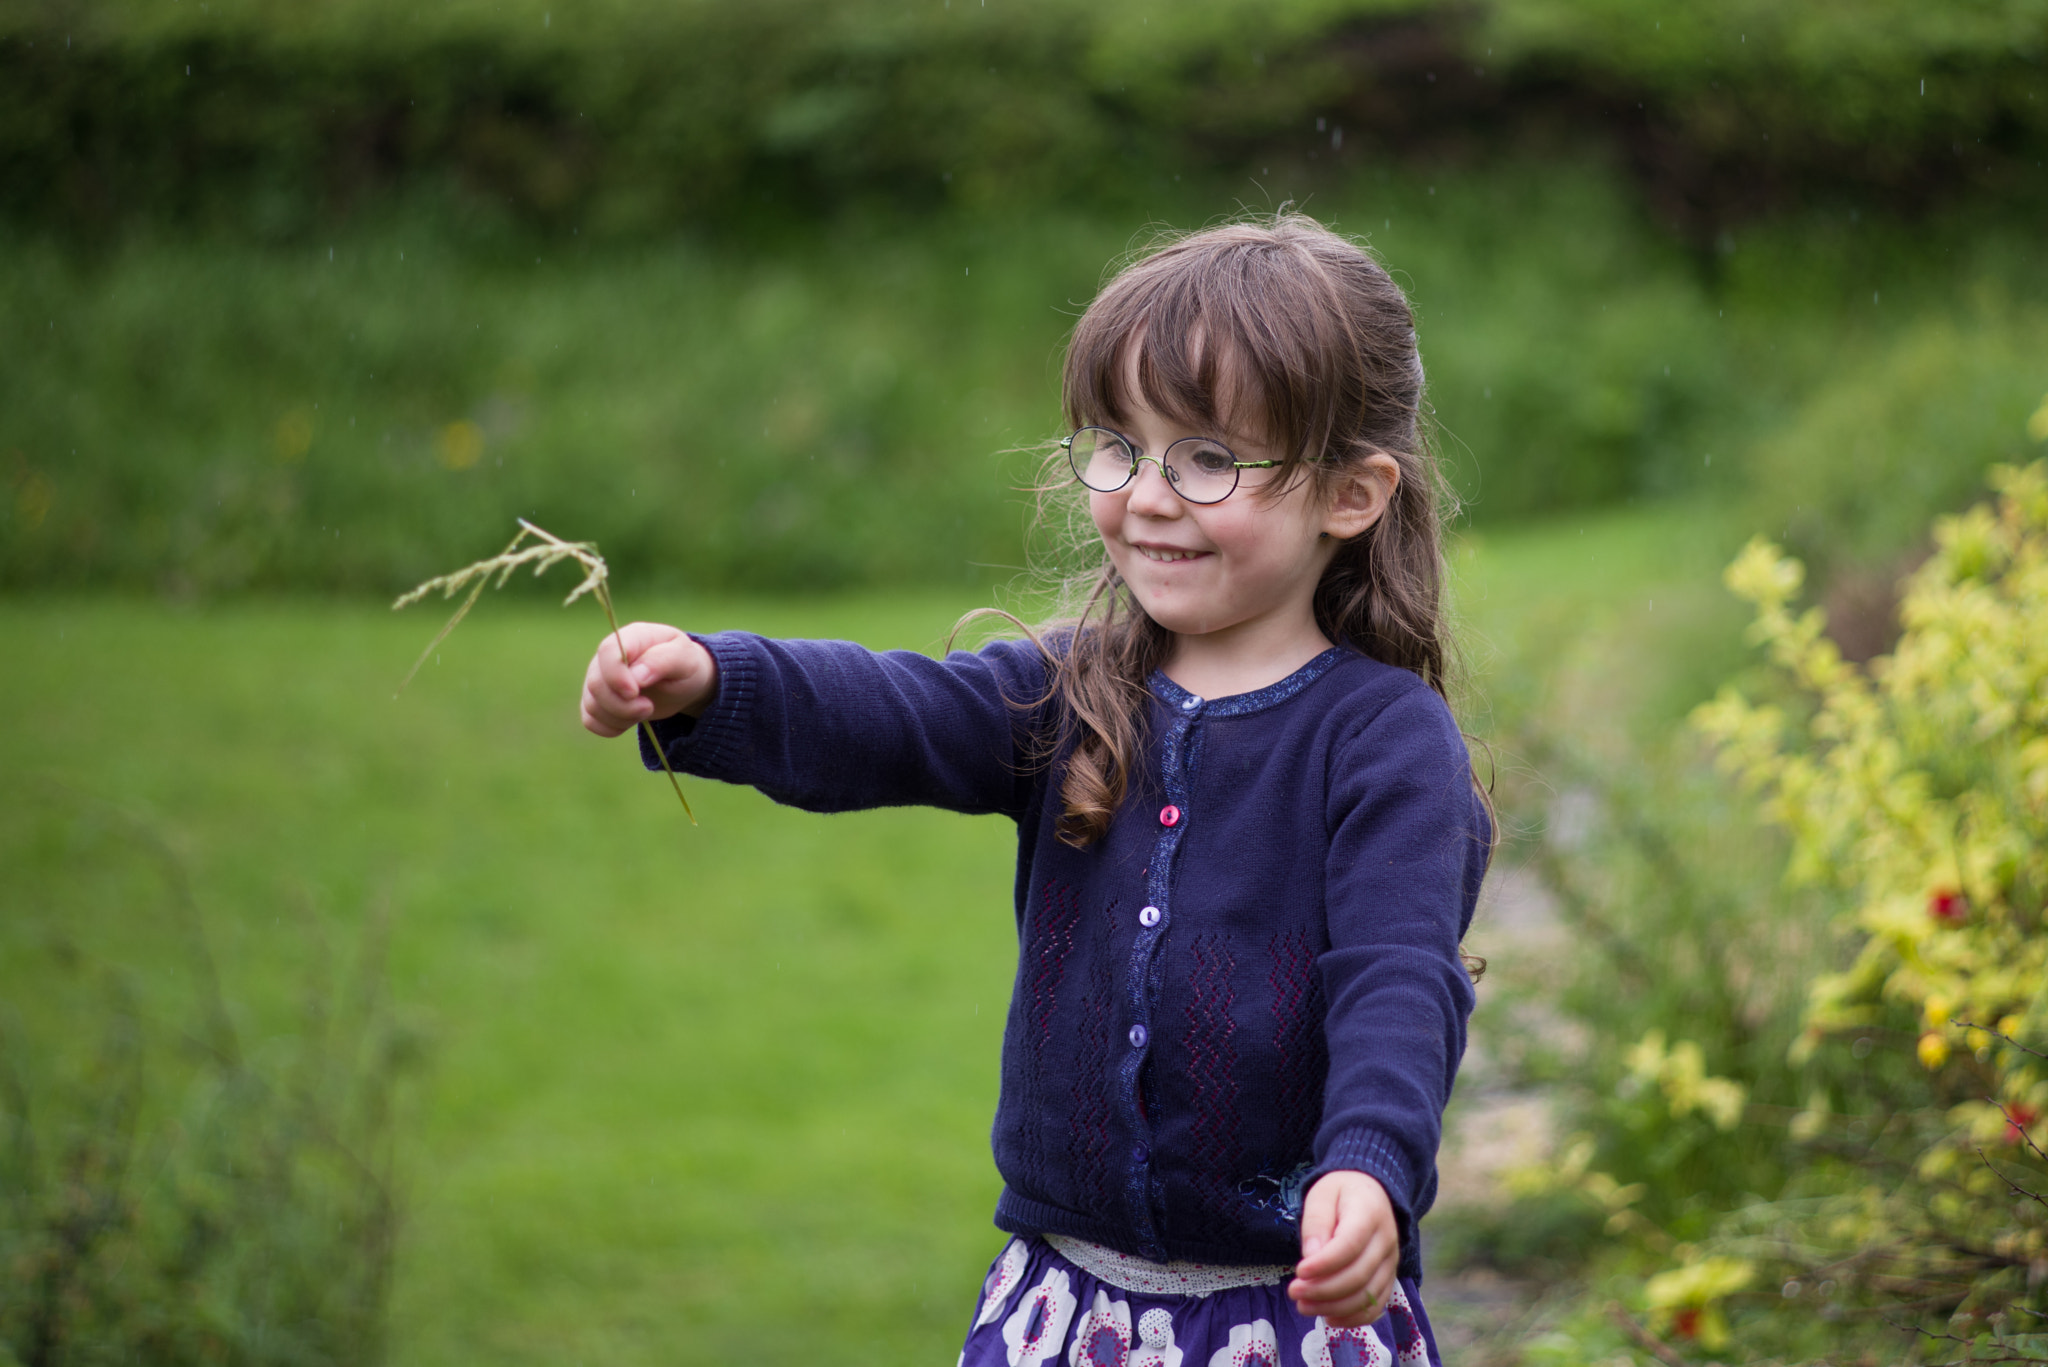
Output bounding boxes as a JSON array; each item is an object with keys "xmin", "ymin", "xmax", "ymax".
[
  {"xmin": 1289, "ymin": 1170, "xmax": 1398, "ymax": 1328},
  {"xmin": 580, "ymin": 622, "xmax": 719, "ymax": 737}
]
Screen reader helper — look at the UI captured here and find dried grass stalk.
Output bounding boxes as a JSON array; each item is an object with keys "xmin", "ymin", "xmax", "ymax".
[{"xmin": 393, "ymin": 518, "xmax": 695, "ymax": 823}]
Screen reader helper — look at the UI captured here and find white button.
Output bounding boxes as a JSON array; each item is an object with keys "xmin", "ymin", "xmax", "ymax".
[
  {"xmin": 1129, "ymin": 1024, "xmax": 1149, "ymax": 1049},
  {"xmin": 1139, "ymin": 905, "xmax": 1161, "ymax": 927},
  {"xmin": 1181, "ymin": 696, "xmax": 1200, "ymax": 710}
]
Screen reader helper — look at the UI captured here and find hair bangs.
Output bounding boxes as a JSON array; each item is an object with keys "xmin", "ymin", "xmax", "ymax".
[{"xmin": 1064, "ymin": 246, "xmax": 1344, "ymax": 470}]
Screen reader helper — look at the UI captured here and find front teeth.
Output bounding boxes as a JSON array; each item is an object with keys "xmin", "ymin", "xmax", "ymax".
[{"xmin": 1138, "ymin": 547, "xmax": 1201, "ymax": 562}]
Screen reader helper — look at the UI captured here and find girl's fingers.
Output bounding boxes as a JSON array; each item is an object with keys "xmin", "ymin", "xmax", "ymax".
[
  {"xmin": 1288, "ymin": 1249, "xmax": 1388, "ymax": 1315},
  {"xmin": 1293, "ymin": 1279, "xmax": 1391, "ymax": 1327},
  {"xmin": 631, "ymin": 634, "xmax": 699, "ymax": 690},
  {"xmin": 582, "ymin": 624, "xmax": 711, "ymax": 732}
]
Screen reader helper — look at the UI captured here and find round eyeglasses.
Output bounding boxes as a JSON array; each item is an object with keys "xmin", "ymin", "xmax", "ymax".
[{"xmin": 1061, "ymin": 427, "xmax": 1279, "ymax": 505}]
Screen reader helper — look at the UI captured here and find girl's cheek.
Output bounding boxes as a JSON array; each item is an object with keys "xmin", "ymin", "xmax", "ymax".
[{"xmin": 1087, "ymin": 491, "xmax": 1122, "ymax": 543}]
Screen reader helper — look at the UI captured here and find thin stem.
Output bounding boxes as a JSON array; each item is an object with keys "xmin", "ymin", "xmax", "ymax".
[
  {"xmin": 596, "ymin": 581, "xmax": 695, "ymax": 824},
  {"xmin": 1953, "ymin": 1021, "xmax": 2048, "ymax": 1063}
]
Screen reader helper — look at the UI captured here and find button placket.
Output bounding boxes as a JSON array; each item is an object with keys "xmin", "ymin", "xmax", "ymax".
[{"xmin": 1116, "ymin": 690, "xmax": 1203, "ymax": 1259}]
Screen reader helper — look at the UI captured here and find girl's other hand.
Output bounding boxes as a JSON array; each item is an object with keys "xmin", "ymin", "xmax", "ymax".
[
  {"xmin": 580, "ymin": 622, "xmax": 719, "ymax": 737},
  {"xmin": 1288, "ymin": 1170, "xmax": 1397, "ymax": 1328}
]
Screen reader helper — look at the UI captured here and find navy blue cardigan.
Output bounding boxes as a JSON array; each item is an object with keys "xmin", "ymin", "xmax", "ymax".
[{"xmin": 643, "ymin": 633, "xmax": 1487, "ymax": 1280}]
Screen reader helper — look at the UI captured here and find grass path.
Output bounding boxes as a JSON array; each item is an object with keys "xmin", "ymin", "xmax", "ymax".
[{"xmin": 0, "ymin": 500, "xmax": 1751, "ymax": 1363}]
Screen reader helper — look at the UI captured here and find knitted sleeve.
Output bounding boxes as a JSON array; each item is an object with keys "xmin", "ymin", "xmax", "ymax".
[
  {"xmin": 636, "ymin": 631, "xmax": 1051, "ymax": 818},
  {"xmin": 1310, "ymin": 681, "xmax": 1489, "ymax": 1266}
]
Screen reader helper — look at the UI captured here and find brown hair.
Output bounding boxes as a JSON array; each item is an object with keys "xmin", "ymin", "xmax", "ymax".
[{"xmin": 985, "ymin": 214, "xmax": 1470, "ymax": 852}]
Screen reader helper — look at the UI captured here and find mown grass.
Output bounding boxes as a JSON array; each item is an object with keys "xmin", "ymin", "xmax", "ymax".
[{"xmin": 0, "ymin": 499, "xmax": 1760, "ymax": 1364}]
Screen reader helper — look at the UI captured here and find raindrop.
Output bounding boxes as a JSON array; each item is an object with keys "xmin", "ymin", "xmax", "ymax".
[
  {"xmin": 1332, "ymin": 127, "xmax": 1342, "ymax": 150},
  {"xmin": 1783, "ymin": 1281, "xmax": 1801, "ymax": 1299},
  {"xmin": 1873, "ymin": 291, "xmax": 1880, "ymax": 304},
  {"xmin": 328, "ymin": 246, "xmax": 333, "ymax": 261},
  {"xmin": 1663, "ymin": 365, "xmax": 1670, "ymax": 376},
  {"xmin": 1921, "ymin": 79, "xmax": 1925, "ymax": 95},
  {"xmin": 186, "ymin": 64, "xmax": 191, "ymax": 74},
  {"xmin": 544, "ymin": 10, "xmax": 550, "ymax": 24},
  {"xmin": 1317, "ymin": 117, "xmax": 1326, "ymax": 132},
  {"xmin": 965, "ymin": 266, "xmax": 970, "ymax": 276},
  {"xmin": 1704, "ymin": 452, "xmax": 1712, "ymax": 467}
]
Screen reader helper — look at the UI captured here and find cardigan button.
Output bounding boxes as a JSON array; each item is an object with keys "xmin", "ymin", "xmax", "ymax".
[
  {"xmin": 1159, "ymin": 805, "xmax": 1180, "ymax": 827},
  {"xmin": 1139, "ymin": 905, "xmax": 1161, "ymax": 928},
  {"xmin": 1128, "ymin": 1024, "xmax": 1149, "ymax": 1049},
  {"xmin": 1181, "ymin": 695, "xmax": 1200, "ymax": 710},
  {"xmin": 1132, "ymin": 1143, "xmax": 1150, "ymax": 1163}
]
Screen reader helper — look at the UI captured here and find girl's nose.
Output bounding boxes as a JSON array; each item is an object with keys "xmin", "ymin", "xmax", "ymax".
[{"xmin": 1124, "ymin": 458, "xmax": 1182, "ymax": 516}]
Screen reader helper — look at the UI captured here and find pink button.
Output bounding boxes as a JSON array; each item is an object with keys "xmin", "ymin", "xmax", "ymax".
[{"xmin": 1160, "ymin": 805, "xmax": 1181, "ymax": 827}]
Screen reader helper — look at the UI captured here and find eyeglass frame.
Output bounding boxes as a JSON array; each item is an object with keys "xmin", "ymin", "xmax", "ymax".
[{"xmin": 1059, "ymin": 426, "xmax": 1281, "ymax": 505}]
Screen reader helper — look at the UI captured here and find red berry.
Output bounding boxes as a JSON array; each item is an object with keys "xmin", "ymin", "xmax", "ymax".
[
  {"xmin": 1929, "ymin": 890, "xmax": 1968, "ymax": 923},
  {"xmin": 1673, "ymin": 1308, "xmax": 1702, "ymax": 1340},
  {"xmin": 2006, "ymin": 1105, "xmax": 2039, "ymax": 1144}
]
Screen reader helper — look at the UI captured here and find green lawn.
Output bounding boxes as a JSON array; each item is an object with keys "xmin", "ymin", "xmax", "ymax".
[{"xmin": 0, "ymin": 499, "xmax": 1753, "ymax": 1363}]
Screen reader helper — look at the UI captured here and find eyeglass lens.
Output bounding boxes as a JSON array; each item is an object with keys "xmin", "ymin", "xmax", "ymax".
[{"xmin": 1068, "ymin": 428, "xmax": 1242, "ymax": 504}]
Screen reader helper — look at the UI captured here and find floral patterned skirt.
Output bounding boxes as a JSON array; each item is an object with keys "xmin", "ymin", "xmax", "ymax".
[{"xmin": 958, "ymin": 1234, "xmax": 1440, "ymax": 1367}]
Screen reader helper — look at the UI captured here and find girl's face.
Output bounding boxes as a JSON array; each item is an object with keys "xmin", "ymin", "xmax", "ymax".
[{"xmin": 1087, "ymin": 395, "xmax": 1390, "ymax": 653}]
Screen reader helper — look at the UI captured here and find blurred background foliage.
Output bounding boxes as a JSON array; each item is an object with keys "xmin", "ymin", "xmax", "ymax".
[
  {"xmin": 3, "ymin": 0, "xmax": 2046, "ymax": 595},
  {"xmin": 6, "ymin": 1, "xmax": 2048, "ymax": 1364}
]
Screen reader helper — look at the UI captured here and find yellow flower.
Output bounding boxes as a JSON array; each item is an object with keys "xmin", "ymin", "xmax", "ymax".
[
  {"xmin": 1919, "ymin": 1033, "xmax": 1951, "ymax": 1069},
  {"xmin": 437, "ymin": 420, "xmax": 485, "ymax": 471}
]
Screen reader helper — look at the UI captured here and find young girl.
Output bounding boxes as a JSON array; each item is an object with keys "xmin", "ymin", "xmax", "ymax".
[{"xmin": 580, "ymin": 216, "xmax": 1489, "ymax": 1366}]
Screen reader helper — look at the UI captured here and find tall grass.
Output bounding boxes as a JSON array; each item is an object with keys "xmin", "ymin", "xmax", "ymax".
[{"xmin": 0, "ymin": 799, "xmax": 408, "ymax": 1367}]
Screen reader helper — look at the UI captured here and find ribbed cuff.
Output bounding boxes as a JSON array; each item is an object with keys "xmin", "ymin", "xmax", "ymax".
[{"xmin": 635, "ymin": 632, "xmax": 756, "ymax": 779}]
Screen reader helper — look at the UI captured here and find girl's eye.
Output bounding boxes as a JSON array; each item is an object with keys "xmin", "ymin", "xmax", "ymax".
[{"xmin": 1184, "ymin": 443, "xmax": 1234, "ymax": 476}]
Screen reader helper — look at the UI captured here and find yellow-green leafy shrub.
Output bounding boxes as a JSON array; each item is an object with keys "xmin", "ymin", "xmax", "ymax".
[{"xmin": 1682, "ymin": 458, "xmax": 2048, "ymax": 1351}]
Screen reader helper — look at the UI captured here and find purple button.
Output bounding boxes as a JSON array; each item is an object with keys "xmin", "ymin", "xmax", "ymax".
[
  {"xmin": 1139, "ymin": 905, "xmax": 1161, "ymax": 928},
  {"xmin": 1129, "ymin": 1024, "xmax": 1149, "ymax": 1049},
  {"xmin": 1160, "ymin": 805, "xmax": 1181, "ymax": 828},
  {"xmin": 1132, "ymin": 1143, "xmax": 1150, "ymax": 1163}
]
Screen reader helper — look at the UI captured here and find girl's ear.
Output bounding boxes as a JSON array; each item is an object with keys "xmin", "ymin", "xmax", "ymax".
[{"xmin": 1321, "ymin": 453, "xmax": 1400, "ymax": 541}]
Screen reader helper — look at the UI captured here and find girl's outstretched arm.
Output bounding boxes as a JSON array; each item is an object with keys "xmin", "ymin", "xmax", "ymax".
[
  {"xmin": 580, "ymin": 622, "xmax": 719, "ymax": 737},
  {"xmin": 1288, "ymin": 1170, "xmax": 1398, "ymax": 1328},
  {"xmin": 589, "ymin": 629, "xmax": 1049, "ymax": 818}
]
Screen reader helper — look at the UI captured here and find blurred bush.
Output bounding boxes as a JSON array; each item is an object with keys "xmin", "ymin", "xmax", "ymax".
[
  {"xmin": 1745, "ymin": 309, "xmax": 2048, "ymax": 582},
  {"xmin": 1492, "ymin": 460, "xmax": 2048, "ymax": 1363},
  {"xmin": 0, "ymin": 165, "xmax": 1773, "ymax": 594},
  {"xmin": 0, "ymin": 806, "xmax": 411, "ymax": 1366},
  {"xmin": 2, "ymin": 0, "xmax": 2043, "ymax": 242}
]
